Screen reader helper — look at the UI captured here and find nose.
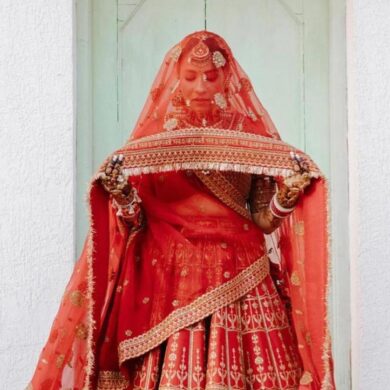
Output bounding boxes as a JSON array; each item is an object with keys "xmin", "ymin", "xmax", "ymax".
[{"xmin": 194, "ymin": 76, "xmax": 207, "ymax": 95}]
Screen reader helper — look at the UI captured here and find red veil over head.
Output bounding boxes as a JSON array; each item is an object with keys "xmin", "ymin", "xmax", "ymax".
[{"xmin": 29, "ymin": 31, "xmax": 334, "ymax": 390}]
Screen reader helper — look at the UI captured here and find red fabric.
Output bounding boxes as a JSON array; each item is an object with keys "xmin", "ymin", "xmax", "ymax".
[
  {"xmin": 108, "ymin": 279, "xmax": 303, "ymax": 390},
  {"xmin": 96, "ymin": 172, "xmax": 265, "ymax": 368}
]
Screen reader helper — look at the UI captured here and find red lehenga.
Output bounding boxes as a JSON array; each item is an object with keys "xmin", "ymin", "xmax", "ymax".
[{"xmin": 28, "ymin": 31, "xmax": 335, "ymax": 390}]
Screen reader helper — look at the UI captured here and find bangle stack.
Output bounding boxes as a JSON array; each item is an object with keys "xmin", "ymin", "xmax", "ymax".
[
  {"xmin": 269, "ymin": 194, "xmax": 295, "ymax": 219},
  {"xmin": 112, "ymin": 188, "xmax": 142, "ymax": 218}
]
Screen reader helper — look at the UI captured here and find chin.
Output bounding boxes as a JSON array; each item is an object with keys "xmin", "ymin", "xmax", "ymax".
[{"xmin": 191, "ymin": 105, "xmax": 212, "ymax": 115}]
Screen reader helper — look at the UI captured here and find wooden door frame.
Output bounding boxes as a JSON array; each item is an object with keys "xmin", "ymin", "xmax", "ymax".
[{"xmin": 75, "ymin": 1, "xmax": 350, "ymax": 388}]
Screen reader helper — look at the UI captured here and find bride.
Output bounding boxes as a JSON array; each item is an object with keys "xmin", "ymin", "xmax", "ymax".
[{"xmin": 28, "ymin": 31, "xmax": 334, "ymax": 390}]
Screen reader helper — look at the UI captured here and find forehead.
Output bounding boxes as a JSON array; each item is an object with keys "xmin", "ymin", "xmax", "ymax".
[{"xmin": 178, "ymin": 52, "xmax": 217, "ymax": 74}]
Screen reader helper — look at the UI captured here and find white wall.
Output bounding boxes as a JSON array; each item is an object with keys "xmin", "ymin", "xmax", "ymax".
[
  {"xmin": 347, "ymin": 0, "xmax": 390, "ymax": 389},
  {"xmin": 0, "ymin": 0, "xmax": 390, "ymax": 389},
  {"xmin": 0, "ymin": 1, "xmax": 75, "ymax": 388}
]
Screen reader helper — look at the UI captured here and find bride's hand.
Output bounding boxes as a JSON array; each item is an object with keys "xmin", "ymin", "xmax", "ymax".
[
  {"xmin": 97, "ymin": 154, "xmax": 132, "ymax": 203},
  {"xmin": 276, "ymin": 153, "xmax": 312, "ymax": 208}
]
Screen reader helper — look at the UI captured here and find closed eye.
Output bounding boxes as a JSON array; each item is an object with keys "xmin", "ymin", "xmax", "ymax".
[
  {"xmin": 205, "ymin": 70, "xmax": 218, "ymax": 82},
  {"xmin": 184, "ymin": 71, "xmax": 197, "ymax": 81}
]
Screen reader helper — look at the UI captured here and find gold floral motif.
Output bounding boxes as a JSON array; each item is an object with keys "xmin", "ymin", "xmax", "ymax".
[
  {"xmin": 294, "ymin": 221, "xmax": 305, "ymax": 236},
  {"xmin": 290, "ymin": 271, "xmax": 301, "ymax": 286},
  {"xmin": 172, "ymin": 299, "xmax": 180, "ymax": 307},
  {"xmin": 118, "ymin": 256, "xmax": 270, "ymax": 363},
  {"xmin": 55, "ymin": 354, "xmax": 65, "ymax": 368},
  {"xmin": 97, "ymin": 370, "xmax": 129, "ymax": 390},
  {"xmin": 247, "ymin": 108, "xmax": 258, "ymax": 122},
  {"xmin": 163, "ymin": 117, "xmax": 178, "ymax": 131},
  {"xmin": 75, "ymin": 323, "xmax": 88, "ymax": 340},
  {"xmin": 69, "ymin": 290, "xmax": 84, "ymax": 307},
  {"xmin": 300, "ymin": 370, "xmax": 313, "ymax": 385},
  {"xmin": 142, "ymin": 297, "xmax": 150, "ymax": 304}
]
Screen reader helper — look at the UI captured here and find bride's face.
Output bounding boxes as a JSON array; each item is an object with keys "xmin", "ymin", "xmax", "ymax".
[{"xmin": 178, "ymin": 54, "xmax": 225, "ymax": 115}]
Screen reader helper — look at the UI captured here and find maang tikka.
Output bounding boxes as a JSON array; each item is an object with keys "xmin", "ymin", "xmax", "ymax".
[{"xmin": 188, "ymin": 40, "xmax": 226, "ymax": 69}]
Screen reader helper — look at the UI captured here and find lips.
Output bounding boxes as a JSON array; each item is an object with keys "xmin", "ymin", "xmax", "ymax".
[{"xmin": 192, "ymin": 98, "xmax": 210, "ymax": 103}]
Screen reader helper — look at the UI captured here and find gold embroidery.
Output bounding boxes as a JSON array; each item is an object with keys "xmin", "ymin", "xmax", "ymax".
[
  {"xmin": 142, "ymin": 297, "xmax": 150, "ymax": 304},
  {"xmin": 97, "ymin": 370, "xmax": 129, "ymax": 390},
  {"xmin": 172, "ymin": 299, "xmax": 180, "ymax": 307},
  {"xmin": 69, "ymin": 290, "xmax": 84, "ymax": 307},
  {"xmin": 294, "ymin": 221, "xmax": 305, "ymax": 236},
  {"xmin": 75, "ymin": 323, "xmax": 88, "ymax": 340},
  {"xmin": 118, "ymin": 256, "xmax": 270, "ymax": 363},
  {"xmin": 300, "ymin": 371, "xmax": 313, "ymax": 385},
  {"xmin": 194, "ymin": 170, "xmax": 251, "ymax": 219},
  {"xmin": 170, "ymin": 45, "xmax": 182, "ymax": 62},
  {"xmin": 290, "ymin": 271, "xmax": 301, "ymax": 286},
  {"xmin": 119, "ymin": 129, "xmax": 321, "ymax": 179},
  {"xmin": 55, "ymin": 354, "xmax": 65, "ymax": 368}
]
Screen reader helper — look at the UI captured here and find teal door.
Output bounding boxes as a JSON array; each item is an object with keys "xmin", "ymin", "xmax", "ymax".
[{"xmin": 76, "ymin": 1, "xmax": 349, "ymax": 388}]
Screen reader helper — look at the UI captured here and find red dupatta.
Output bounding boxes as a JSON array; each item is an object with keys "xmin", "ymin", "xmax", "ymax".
[{"xmin": 29, "ymin": 31, "xmax": 334, "ymax": 390}]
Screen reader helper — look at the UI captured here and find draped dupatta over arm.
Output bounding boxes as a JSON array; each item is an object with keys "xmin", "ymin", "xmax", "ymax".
[{"xmin": 29, "ymin": 31, "xmax": 335, "ymax": 390}]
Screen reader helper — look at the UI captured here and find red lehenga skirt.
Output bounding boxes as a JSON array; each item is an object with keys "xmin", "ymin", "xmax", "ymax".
[{"xmin": 95, "ymin": 172, "xmax": 303, "ymax": 390}]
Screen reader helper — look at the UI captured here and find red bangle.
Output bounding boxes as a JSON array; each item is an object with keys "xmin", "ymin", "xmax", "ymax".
[{"xmin": 269, "ymin": 195, "xmax": 295, "ymax": 219}]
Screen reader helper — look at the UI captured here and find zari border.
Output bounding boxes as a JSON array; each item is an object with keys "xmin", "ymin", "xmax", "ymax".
[
  {"xmin": 97, "ymin": 371, "xmax": 129, "ymax": 390},
  {"xmin": 117, "ymin": 128, "xmax": 322, "ymax": 179},
  {"xmin": 194, "ymin": 170, "xmax": 251, "ymax": 220},
  {"xmin": 83, "ymin": 183, "xmax": 97, "ymax": 390},
  {"xmin": 321, "ymin": 178, "xmax": 335, "ymax": 390},
  {"xmin": 118, "ymin": 255, "xmax": 270, "ymax": 363}
]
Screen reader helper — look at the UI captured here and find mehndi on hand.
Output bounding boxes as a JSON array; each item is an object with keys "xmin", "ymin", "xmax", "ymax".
[
  {"xmin": 97, "ymin": 154, "xmax": 144, "ymax": 229},
  {"xmin": 97, "ymin": 154, "xmax": 132, "ymax": 203},
  {"xmin": 271, "ymin": 152, "xmax": 312, "ymax": 217}
]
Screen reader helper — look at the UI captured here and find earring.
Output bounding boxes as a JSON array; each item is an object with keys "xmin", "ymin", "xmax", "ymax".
[{"xmin": 214, "ymin": 93, "xmax": 227, "ymax": 110}]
